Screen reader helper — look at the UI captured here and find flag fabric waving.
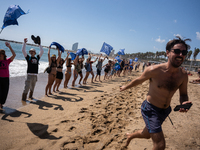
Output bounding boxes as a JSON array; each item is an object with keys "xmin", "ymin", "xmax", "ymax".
[
  {"xmin": 134, "ymin": 57, "xmax": 138, "ymax": 62},
  {"xmin": 50, "ymin": 42, "xmax": 65, "ymax": 52},
  {"xmin": 129, "ymin": 59, "xmax": 133, "ymax": 64},
  {"xmin": 100, "ymin": 42, "xmax": 113, "ymax": 56},
  {"xmin": 69, "ymin": 52, "xmax": 76, "ymax": 60},
  {"xmin": 76, "ymin": 48, "xmax": 88, "ymax": 56},
  {"xmin": 117, "ymin": 49, "xmax": 125, "ymax": 55},
  {"xmin": 1, "ymin": 5, "xmax": 28, "ymax": 31},
  {"xmin": 115, "ymin": 56, "xmax": 122, "ymax": 63}
]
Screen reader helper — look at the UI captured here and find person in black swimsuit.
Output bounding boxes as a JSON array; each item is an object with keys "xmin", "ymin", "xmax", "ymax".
[
  {"xmin": 64, "ymin": 52, "xmax": 73, "ymax": 88},
  {"xmin": 72, "ymin": 55, "xmax": 84, "ymax": 86},
  {"xmin": 45, "ymin": 46, "xmax": 61, "ymax": 96},
  {"xmin": 53, "ymin": 56, "xmax": 65, "ymax": 92},
  {"xmin": 103, "ymin": 60, "xmax": 112, "ymax": 80}
]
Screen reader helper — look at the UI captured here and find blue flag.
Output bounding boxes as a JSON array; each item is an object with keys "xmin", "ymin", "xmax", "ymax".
[
  {"xmin": 76, "ymin": 48, "xmax": 88, "ymax": 56},
  {"xmin": 114, "ymin": 65, "xmax": 121, "ymax": 71},
  {"xmin": 1, "ymin": 5, "xmax": 28, "ymax": 30},
  {"xmin": 50, "ymin": 42, "xmax": 65, "ymax": 52},
  {"xmin": 115, "ymin": 56, "xmax": 122, "ymax": 63},
  {"xmin": 129, "ymin": 59, "xmax": 133, "ymax": 64},
  {"xmin": 100, "ymin": 42, "xmax": 113, "ymax": 56},
  {"xmin": 134, "ymin": 57, "xmax": 138, "ymax": 62},
  {"xmin": 117, "ymin": 49, "xmax": 125, "ymax": 55},
  {"xmin": 69, "ymin": 52, "xmax": 76, "ymax": 60}
]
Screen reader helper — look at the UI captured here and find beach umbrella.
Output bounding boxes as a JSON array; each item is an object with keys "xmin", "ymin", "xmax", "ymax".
[
  {"xmin": 117, "ymin": 49, "xmax": 125, "ymax": 55},
  {"xmin": 100, "ymin": 42, "xmax": 113, "ymax": 56},
  {"xmin": 76, "ymin": 48, "xmax": 88, "ymax": 56},
  {"xmin": 50, "ymin": 42, "xmax": 65, "ymax": 52},
  {"xmin": 1, "ymin": 5, "xmax": 29, "ymax": 34}
]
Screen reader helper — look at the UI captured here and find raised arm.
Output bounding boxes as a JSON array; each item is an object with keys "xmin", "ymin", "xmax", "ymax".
[
  {"xmin": 56, "ymin": 49, "xmax": 61, "ymax": 65},
  {"xmin": 22, "ymin": 38, "xmax": 28, "ymax": 57},
  {"xmin": 98, "ymin": 54, "xmax": 102, "ymax": 61},
  {"xmin": 39, "ymin": 45, "xmax": 44, "ymax": 58},
  {"xmin": 64, "ymin": 52, "xmax": 70, "ymax": 62},
  {"xmin": 5, "ymin": 42, "xmax": 16, "ymax": 61},
  {"xmin": 73, "ymin": 55, "xmax": 79, "ymax": 65},
  {"xmin": 93, "ymin": 57, "xmax": 98, "ymax": 63},
  {"xmin": 81, "ymin": 55, "xmax": 85, "ymax": 62},
  {"xmin": 48, "ymin": 47, "xmax": 51, "ymax": 64},
  {"xmin": 88, "ymin": 53, "xmax": 91, "ymax": 59}
]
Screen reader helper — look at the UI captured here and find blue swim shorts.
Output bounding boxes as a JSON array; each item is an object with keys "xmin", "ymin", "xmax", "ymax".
[{"xmin": 141, "ymin": 100, "xmax": 171, "ymax": 133}]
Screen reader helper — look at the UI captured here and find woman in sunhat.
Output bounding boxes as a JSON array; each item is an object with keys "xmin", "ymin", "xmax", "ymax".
[
  {"xmin": 0, "ymin": 42, "xmax": 16, "ymax": 109},
  {"xmin": 45, "ymin": 46, "xmax": 61, "ymax": 96}
]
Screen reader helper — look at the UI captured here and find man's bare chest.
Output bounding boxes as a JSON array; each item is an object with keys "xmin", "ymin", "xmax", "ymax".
[{"xmin": 152, "ymin": 74, "xmax": 182, "ymax": 92}]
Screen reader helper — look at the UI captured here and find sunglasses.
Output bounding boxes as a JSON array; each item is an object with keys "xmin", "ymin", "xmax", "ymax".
[{"xmin": 171, "ymin": 49, "xmax": 188, "ymax": 56}]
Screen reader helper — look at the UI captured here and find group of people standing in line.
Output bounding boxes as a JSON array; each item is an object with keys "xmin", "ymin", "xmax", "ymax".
[{"xmin": 0, "ymin": 36, "xmax": 142, "ymax": 108}]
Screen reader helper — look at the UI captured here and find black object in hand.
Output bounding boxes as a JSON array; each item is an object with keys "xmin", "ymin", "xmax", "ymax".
[{"xmin": 174, "ymin": 103, "xmax": 192, "ymax": 111}]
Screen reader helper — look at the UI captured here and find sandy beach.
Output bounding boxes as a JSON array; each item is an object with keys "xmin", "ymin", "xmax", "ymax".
[{"xmin": 0, "ymin": 69, "xmax": 200, "ymax": 150}]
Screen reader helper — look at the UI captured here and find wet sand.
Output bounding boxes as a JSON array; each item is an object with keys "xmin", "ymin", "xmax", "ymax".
[{"xmin": 4, "ymin": 67, "xmax": 99, "ymax": 110}]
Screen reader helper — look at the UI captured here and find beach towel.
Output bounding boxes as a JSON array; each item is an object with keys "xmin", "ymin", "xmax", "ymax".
[{"xmin": 50, "ymin": 42, "xmax": 65, "ymax": 52}]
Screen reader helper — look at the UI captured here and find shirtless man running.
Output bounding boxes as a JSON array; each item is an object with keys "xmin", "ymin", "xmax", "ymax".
[{"xmin": 120, "ymin": 36, "xmax": 192, "ymax": 150}]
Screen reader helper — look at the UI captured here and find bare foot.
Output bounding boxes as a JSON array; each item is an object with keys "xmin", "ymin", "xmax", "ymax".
[
  {"xmin": 45, "ymin": 94, "xmax": 49, "ymax": 97},
  {"xmin": 99, "ymin": 80, "xmax": 102, "ymax": 82},
  {"xmin": 125, "ymin": 133, "xmax": 132, "ymax": 147},
  {"xmin": 56, "ymin": 89, "xmax": 59, "ymax": 92},
  {"xmin": 49, "ymin": 93, "xmax": 53, "ymax": 95}
]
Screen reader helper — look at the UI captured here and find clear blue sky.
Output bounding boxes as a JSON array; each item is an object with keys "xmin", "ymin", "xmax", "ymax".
[{"xmin": 0, "ymin": 0, "xmax": 200, "ymax": 59}]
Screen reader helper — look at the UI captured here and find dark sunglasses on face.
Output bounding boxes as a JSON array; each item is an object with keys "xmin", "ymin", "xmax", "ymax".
[{"xmin": 171, "ymin": 49, "xmax": 188, "ymax": 56}]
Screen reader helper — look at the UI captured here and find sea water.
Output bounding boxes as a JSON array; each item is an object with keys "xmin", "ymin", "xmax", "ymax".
[{"xmin": 0, "ymin": 40, "xmax": 103, "ymax": 77}]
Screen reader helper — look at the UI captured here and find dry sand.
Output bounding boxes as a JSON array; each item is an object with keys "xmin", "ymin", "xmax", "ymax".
[{"xmin": 0, "ymin": 70, "xmax": 200, "ymax": 150}]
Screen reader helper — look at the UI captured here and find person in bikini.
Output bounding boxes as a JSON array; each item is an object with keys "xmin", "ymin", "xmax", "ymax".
[
  {"xmin": 53, "ymin": 55, "xmax": 65, "ymax": 92},
  {"xmin": 64, "ymin": 52, "xmax": 73, "ymax": 88},
  {"xmin": 120, "ymin": 36, "xmax": 192, "ymax": 149},
  {"xmin": 45, "ymin": 47, "xmax": 61, "ymax": 96},
  {"xmin": 22, "ymin": 37, "xmax": 44, "ymax": 100},
  {"xmin": 72, "ymin": 55, "xmax": 84, "ymax": 86},
  {"xmin": 0, "ymin": 42, "xmax": 16, "ymax": 109}
]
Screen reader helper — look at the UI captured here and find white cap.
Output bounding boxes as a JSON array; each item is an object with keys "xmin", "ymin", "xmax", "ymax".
[{"xmin": 29, "ymin": 48, "xmax": 36, "ymax": 53}]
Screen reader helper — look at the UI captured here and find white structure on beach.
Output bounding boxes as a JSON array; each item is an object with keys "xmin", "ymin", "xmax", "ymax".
[{"xmin": 72, "ymin": 42, "xmax": 78, "ymax": 51}]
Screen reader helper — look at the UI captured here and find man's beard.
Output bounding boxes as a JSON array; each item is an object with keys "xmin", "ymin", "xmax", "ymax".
[{"xmin": 169, "ymin": 57, "xmax": 183, "ymax": 68}]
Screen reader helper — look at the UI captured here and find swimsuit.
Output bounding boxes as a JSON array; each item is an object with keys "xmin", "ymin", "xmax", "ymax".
[
  {"xmin": 104, "ymin": 64, "xmax": 111, "ymax": 73},
  {"xmin": 141, "ymin": 100, "xmax": 171, "ymax": 133},
  {"xmin": 75, "ymin": 63, "xmax": 82, "ymax": 74},
  {"xmin": 56, "ymin": 71, "xmax": 63, "ymax": 79}
]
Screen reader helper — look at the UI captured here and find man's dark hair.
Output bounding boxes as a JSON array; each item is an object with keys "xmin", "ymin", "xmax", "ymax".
[{"xmin": 166, "ymin": 36, "xmax": 191, "ymax": 51}]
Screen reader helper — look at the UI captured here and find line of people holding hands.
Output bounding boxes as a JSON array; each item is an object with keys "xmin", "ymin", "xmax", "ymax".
[{"xmin": 0, "ymin": 36, "xmax": 138, "ymax": 108}]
